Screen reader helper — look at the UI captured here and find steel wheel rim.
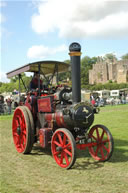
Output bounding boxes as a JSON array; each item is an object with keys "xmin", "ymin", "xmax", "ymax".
[
  {"xmin": 52, "ymin": 130, "xmax": 73, "ymax": 168},
  {"xmin": 89, "ymin": 126, "xmax": 111, "ymax": 161},
  {"xmin": 12, "ymin": 108, "xmax": 27, "ymax": 153}
]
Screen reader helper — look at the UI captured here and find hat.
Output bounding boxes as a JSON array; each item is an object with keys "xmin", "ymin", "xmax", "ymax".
[{"xmin": 34, "ymin": 71, "xmax": 39, "ymax": 75}]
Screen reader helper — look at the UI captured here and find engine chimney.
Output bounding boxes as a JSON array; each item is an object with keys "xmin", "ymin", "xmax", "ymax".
[{"xmin": 69, "ymin": 42, "xmax": 81, "ymax": 103}]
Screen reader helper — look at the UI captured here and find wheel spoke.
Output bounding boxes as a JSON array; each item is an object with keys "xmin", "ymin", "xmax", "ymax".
[
  {"xmin": 22, "ymin": 134, "xmax": 26, "ymax": 145},
  {"xmin": 64, "ymin": 149, "xmax": 72, "ymax": 157},
  {"xmin": 64, "ymin": 143, "xmax": 71, "ymax": 149},
  {"xmin": 63, "ymin": 134, "xmax": 67, "ymax": 146},
  {"xmin": 91, "ymin": 134, "xmax": 97, "ymax": 141},
  {"xmin": 53, "ymin": 140, "xmax": 61, "ymax": 147},
  {"xmin": 64, "ymin": 152, "xmax": 70, "ymax": 165},
  {"xmin": 13, "ymin": 132, "xmax": 19, "ymax": 137},
  {"xmin": 21, "ymin": 120, "xmax": 26, "ymax": 131},
  {"xmin": 15, "ymin": 135, "xmax": 20, "ymax": 145},
  {"xmin": 22, "ymin": 129, "xmax": 26, "ymax": 136},
  {"xmin": 57, "ymin": 132, "xmax": 63, "ymax": 145},
  {"xmin": 53, "ymin": 151, "xmax": 61, "ymax": 156},
  {"xmin": 20, "ymin": 143, "xmax": 25, "ymax": 151},
  {"xmin": 96, "ymin": 128, "xmax": 100, "ymax": 140},
  {"xmin": 60, "ymin": 152, "xmax": 64, "ymax": 164},
  {"xmin": 100, "ymin": 146, "xmax": 105, "ymax": 160},
  {"xmin": 102, "ymin": 139, "xmax": 109, "ymax": 144},
  {"xmin": 95, "ymin": 146, "xmax": 100, "ymax": 156},
  {"xmin": 102, "ymin": 144, "xmax": 109, "ymax": 153},
  {"xmin": 100, "ymin": 130, "xmax": 105, "ymax": 140}
]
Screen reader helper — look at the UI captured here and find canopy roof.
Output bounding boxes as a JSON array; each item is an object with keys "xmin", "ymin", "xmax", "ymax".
[{"xmin": 6, "ymin": 60, "xmax": 70, "ymax": 78}]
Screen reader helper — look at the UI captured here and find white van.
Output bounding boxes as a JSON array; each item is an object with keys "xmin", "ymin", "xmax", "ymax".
[{"xmin": 110, "ymin": 90, "xmax": 119, "ymax": 98}]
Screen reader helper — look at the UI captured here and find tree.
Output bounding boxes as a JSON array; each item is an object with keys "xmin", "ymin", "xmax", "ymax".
[
  {"xmin": 103, "ymin": 53, "xmax": 117, "ymax": 62},
  {"xmin": 81, "ymin": 56, "xmax": 97, "ymax": 87},
  {"xmin": 121, "ymin": 53, "xmax": 128, "ymax": 60}
]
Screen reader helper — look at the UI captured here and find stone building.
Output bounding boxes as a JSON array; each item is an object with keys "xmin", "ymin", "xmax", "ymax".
[{"xmin": 89, "ymin": 58, "xmax": 128, "ymax": 84}]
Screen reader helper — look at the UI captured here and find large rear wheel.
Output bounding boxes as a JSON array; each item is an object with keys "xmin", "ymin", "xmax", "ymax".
[
  {"xmin": 88, "ymin": 124, "xmax": 114, "ymax": 161},
  {"xmin": 51, "ymin": 128, "xmax": 76, "ymax": 169},
  {"xmin": 12, "ymin": 106, "xmax": 33, "ymax": 153},
  {"xmin": 23, "ymin": 106, "xmax": 35, "ymax": 151}
]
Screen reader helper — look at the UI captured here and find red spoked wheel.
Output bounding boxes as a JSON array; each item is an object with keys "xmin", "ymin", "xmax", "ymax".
[
  {"xmin": 12, "ymin": 106, "xmax": 33, "ymax": 154},
  {"xmin": 51, "ymin": 128, "xmax": 76, "ymax": 169},
  {"xmin": 88, "ymin": 125, "xmax": 114, "ymax": 161}
]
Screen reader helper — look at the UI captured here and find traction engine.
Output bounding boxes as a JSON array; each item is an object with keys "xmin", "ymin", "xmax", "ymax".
[{"xmin": 11, "ymin": 43, "xmax": 114, "ymax": 169}]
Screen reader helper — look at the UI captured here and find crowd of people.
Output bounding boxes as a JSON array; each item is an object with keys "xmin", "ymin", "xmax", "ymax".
[{"xmin": 90, "ymin": 94, "xmax": 128, "ymax": 107}]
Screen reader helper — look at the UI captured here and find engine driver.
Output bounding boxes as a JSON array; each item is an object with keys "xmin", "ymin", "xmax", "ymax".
[{"xmin": 30, "ymin": 72, "xmax": 43, "ymax": 90}]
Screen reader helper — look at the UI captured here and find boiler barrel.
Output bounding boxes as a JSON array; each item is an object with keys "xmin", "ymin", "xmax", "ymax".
[{"xmin": 69, "ymin": 42, "xmax": 81, "ymax": 103}]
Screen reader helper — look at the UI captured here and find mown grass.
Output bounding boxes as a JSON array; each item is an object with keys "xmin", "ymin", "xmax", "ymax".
[{"xmin": 0, "ymin": 105, "xmax": 128, "ymax": 193}]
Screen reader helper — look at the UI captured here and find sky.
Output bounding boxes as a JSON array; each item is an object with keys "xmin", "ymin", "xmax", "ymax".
[{"xmin": 0, "ymin": 0, "xmax": 128, "ymax": 82}]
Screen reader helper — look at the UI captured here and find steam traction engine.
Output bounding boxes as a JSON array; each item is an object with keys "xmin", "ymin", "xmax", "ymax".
[{"xmin": 7, "ymin": 43, "xmax": 114, "ymax": 169}]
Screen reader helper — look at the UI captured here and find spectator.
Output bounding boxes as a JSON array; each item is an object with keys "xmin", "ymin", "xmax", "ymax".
[
  {"xmin": 91, "ymin": 99, "xmax": 96, "ymax": 106},
  {"xmin": 6, "ymin": 97, "xmax": 12, "ymax": 114},
  {"xmin": 121, "ymin": 94, "xmax": 125, "ymax": 104}
]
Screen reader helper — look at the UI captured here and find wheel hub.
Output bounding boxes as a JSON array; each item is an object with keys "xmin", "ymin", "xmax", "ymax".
[
  {"xmin": 17, "ymin": 127, "xmax": 21, "ymax": 135},
  {"xmin": 56, "ymin": 146, "xmax": 63, "ymax": 152}
]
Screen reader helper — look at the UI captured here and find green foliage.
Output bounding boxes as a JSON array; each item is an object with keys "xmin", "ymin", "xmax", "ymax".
[
  {"xmin": 87, "ymin": 82, "xmax": 128, "ymax": 91},
  {"xmin": 58, "ymin": 60, "xmax": 71, "ymax": 82},
  {"xmin": 0, "ymin": 73, "xmax": 32, "ymax": 93},
  {"xmin": 103, "ymin": 53, "xmax": 117, "ymax": 62},
  {"xmin": 81, "ymin": 56, "xmax": 97, "ymax": 87},
  {"xmin": 121, "ymin": 53, "xmax": 128, "ymax": 60}
]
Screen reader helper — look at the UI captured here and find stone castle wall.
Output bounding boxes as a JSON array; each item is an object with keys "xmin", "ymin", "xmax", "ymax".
[{"xmin": 89, "ymin": 58, "xmax": 128, "ymax": 84}]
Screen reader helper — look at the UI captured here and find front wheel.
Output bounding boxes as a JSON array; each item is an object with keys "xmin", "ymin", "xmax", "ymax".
[
  {"xmin": 88, "ymin": 124, "xmax": 114, "ymax": 161},
  {"xmin": 51, "ymin": 128, "xmax": 76, "ymax": 169}
]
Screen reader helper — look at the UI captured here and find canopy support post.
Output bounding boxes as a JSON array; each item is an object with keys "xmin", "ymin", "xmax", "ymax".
[
  {"xmin": 18, "ymin": 74, "xmax": 21, "ymax": 99},
  {"xmin": 38, "ymin": 63, "xmax": 41, "ymax": 96}
]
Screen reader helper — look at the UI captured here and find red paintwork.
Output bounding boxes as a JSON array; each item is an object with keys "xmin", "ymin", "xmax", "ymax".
[
  {"xmin": 54, "ymin": 111, "xmax": 66, "ymax": 127},
  {"xmin": 44, "ymin": 111, "xmax": 66, "ymax": 128},
  {"xmin": 88, "ymin": 126, "xmax": 111, "ymax": 161},
  {"xmin": 12, "ymin": 107, "xmax": 27, "ymax": 153},
  {"xmin": 39, "ymin": 128, "xmax": 52, "ymax": 148},
  {"xmin": 76, "ymin": 142, "xmax": 99, "ymax": 150},
  {"xmin": 38, "ymin": 96, "xmax": 54, "ymax": 113},
  {"xmin": 51, "ymin": 129, "xmax": 73, "ymax": 168}
]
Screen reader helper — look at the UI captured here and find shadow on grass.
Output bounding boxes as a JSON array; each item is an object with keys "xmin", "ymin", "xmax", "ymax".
[
  {"xmin": 74, "ymin": 161, "xmax": 104, "ymax": 170},
  {"xmin": 109, "ymin": 138, "xmax": 128, "ymax": 163},
  {"xmin": 29, "ymin": 138, "xmax": 128, "ymax": 170},
  {"xmin": 31, "ymin": 145, "xmax": 52, "ymax": 156},
  {"xmin": 75, "ymin": 138, "xmax": 128, "ymax": 166}
]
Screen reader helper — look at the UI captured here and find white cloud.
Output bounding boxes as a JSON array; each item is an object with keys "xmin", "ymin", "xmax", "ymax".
[
  {"xmin": 0, "ymin": 13, "xmax": 6, "ymax": 23},
  {"xmin": 31, "ymin": 0, "xmax": 128, "ymax": 38},
  {"xmin": 27, "ymin": 44, "xmax": 67, "ymax": 59},
  {"xmin": 0, "ymin": 1, "xmax": 6, "ymax": 7},
  {"xmin": 0, "ymin": 71, "xmax": 10, "ymax": 83}
]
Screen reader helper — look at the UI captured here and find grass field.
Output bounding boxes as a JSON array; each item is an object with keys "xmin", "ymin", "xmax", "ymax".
[{"xmin": 0, "ymin": 105, "xmax": 128, "ymax": 193}]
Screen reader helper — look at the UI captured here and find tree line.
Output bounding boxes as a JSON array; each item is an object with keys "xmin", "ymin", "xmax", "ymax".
[{"xmin": 0, "ymin": 53, "xmax": 128, "ymax": 93}]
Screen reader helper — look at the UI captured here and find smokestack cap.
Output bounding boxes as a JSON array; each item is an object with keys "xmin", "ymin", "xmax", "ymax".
[{"xmin": 69, "ymin": 42, "xmax": 81, "ymax": 52}]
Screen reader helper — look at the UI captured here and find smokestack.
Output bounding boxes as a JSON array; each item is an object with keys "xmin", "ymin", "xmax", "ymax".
[{"xmin": 69, "ymin": 42, "xmax": 81, "ymax": 103}]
